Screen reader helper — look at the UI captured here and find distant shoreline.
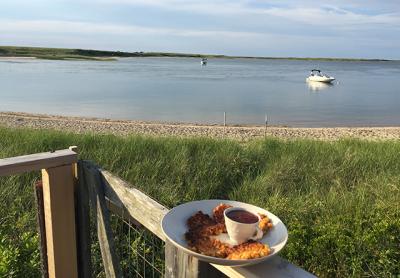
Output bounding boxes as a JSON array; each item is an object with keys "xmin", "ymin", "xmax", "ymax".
[
  {"xmin": 1, "ymin": 111, "xmax": 399, "ymax": 141},
  {"xmin": 0, "ymin": 56, "xmax": 37, "ymax": 60},
  {"xmin": 0, "ymin": 45, "xmax": 393, "ymax": 62}
]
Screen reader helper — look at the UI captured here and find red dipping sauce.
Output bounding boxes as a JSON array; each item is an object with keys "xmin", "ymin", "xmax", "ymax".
[{"xmin": 226, "ymin": 210, "xmax": 259, "ymax": 224}]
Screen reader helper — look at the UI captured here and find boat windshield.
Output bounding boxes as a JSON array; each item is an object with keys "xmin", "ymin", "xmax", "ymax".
[
  {"xmin": 310, "ymin": 71, "xmax": 332, "ymax": 78},
  {"xmin": 310, "ymin": 70, "xmax": 322, "ymax": 76}
]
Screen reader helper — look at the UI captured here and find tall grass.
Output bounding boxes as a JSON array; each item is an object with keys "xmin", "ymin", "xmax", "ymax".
[{"xmin": 0, "ymin": 126, "xmax": 399, "ymax": 277}]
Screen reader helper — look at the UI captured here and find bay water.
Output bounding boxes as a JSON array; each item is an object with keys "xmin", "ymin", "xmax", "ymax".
[{"xmin": 1, "ymin": 57, "xmax": 399, "ymax": 127}]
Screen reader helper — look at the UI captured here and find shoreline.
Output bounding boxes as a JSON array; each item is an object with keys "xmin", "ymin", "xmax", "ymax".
[
  {"xmin": 0, "ymin": 55, "xmax": 393, "ymax": 62},
  {"xmin": 0, "ymin": 46, "xmax": 394, "ymax": 62},
  {"xmin": 0, "ymin": 56, "xmax": 115, "ymax": 61},
  {"xmin": 1, "ymin": 112, "xmax": 399, "ymax": 141},
  {"xmin": 0, "ymin": 56, "xmax": 37, "ymax": 60}
]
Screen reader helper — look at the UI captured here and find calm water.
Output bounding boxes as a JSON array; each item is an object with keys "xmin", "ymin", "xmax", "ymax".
[{"xmin": 1, "ymin": 57, "xmax": 399, "ymax": 127}]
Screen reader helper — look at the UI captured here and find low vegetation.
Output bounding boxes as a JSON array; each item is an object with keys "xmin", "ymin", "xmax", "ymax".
[
  {"xmin": 0, "ymin": 46, "xmax": 390, "ymax": 61},
  {"xmin": 0, "ymin": 46, "xmax": 224, "ymax": 61},
  {"xmin": 0, "ymin": 46, "xmax": 118, "ymax": 61},
  {"xmin": 0, "ymin": 126, "xmax": 399, "ymax": 277}
]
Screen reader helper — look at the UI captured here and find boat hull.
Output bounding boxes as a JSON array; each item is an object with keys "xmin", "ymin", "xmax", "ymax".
[{"xmin": 306, "ymin": 76, "xmax": 335, "ymax": 83}]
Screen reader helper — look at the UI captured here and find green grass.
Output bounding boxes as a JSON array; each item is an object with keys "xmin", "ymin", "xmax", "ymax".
[
  {"xmin": 0, "ymin": 46, "xmax": 120, "ymax": 61},
  {"xmin": 0, "ymin": 126, "xmax": 399, "ymax": 277},
  {"xmin": 0, "ymin": 46, "xmax": 392, "ymax": 61},
  {"xmin": 0, "ymin": 46, "xmax": 225, "ymax": 61}
]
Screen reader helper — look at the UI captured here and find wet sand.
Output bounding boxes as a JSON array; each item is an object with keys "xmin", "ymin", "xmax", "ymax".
[{"xmin": 1, "ymin": 112, "xmax": 399, "ymax": 141}]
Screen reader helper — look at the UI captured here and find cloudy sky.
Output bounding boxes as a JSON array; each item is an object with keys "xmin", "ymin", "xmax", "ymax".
[{"xmin": 1, "ymin": 0, "xmax": 399, "ymax": 59}]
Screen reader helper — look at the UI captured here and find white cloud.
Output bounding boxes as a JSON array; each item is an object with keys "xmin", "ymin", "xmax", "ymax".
[
  {"xmin": 0, "ymin": 19, "xmax": 262, "ymax": 38},
  {"xmin": 259, "ymin": 6, "xmax": 400, "ymax": 27},
  {"xmin": 97, "ymin": 0, "xmax": 249, "ymax": 15},
  {"xmin": 96, "ymin": 0, "xmax": 400, "ymax": 28}
]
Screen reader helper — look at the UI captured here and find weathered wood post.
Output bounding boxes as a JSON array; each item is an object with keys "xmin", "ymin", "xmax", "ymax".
[
  {"xmin": 34, "ymin": 181, "xmax": 49, "ymax": 278},
  {"xmin": 76, "ymin": 162, "xmax": 92, "ymax": 277},
  {"xmin": 265, "ymin": 113, "xmax": 268, "ymax": 137},
  {"xmin": 224, "ymin": 112, "xmax": 226, "ymax": 127},
  {"xmin": 165, "ymin": 241, "xmax": 223, "ymax": 278},
  {"xmin": 85, "ymin": 163, "xmax": 122, "ymax": 278},
  {"xmin": 69, "ymin": 146, "xmax": 79, "ymax": 181},
  {"xmin": 71, "ymin": 147, "xmax": 92, "ymax": 278},
  {"xmin": 42, "ymin": 152, "xmax": 79, "ymax": 278}
]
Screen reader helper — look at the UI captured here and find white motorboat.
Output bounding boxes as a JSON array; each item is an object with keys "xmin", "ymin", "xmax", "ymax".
[
  {"xmin": 201, "ymin": 58, "xmax": 207, "ymax": 66},
  {"xmin": 306, "ymin": 69, "xmax": 335, "ymax": 83}
]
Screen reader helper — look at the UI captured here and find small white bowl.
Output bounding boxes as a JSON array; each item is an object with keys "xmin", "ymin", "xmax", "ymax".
[{"xmin": 224, "ymin": 207, "xmax": 262, "ymax": 245}]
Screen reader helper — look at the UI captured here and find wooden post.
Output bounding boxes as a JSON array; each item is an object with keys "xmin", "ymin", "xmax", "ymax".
[
  {"xmin": 69, "ymin": 146, "xmax": 78, "ymax": 181},
  {"xmin": 265, "ymin": 113, "xmax": 268, "ymax": 137},
  {"xmin": 42, "ymin": 165, "xmax": 78, "ymax": 278},
  {"xmin": 68, "ymin": 146, "xmax": 92, "ymax": 277},
  {"xmin": 34, "ymin": 181, "xmax": 49, "ymax": 278},
  {"xmin": 76, "ymin": 159, "xmax": 92, "ymax": 278},
  {"xmin": 224, "ymin": 112, "xmax": 226, "ymax": 127},
  {"xmin": 85, "ymin": 164, "xmax": 122, "ymax": 278},
  {"xmin": 165, "ymin": 240, "xmax": 223, "ymax": 278}
]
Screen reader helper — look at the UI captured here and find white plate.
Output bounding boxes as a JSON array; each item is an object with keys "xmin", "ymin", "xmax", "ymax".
[{"xmin": 161, "ymin": 199, "xmax": 288, "ymax": 267}]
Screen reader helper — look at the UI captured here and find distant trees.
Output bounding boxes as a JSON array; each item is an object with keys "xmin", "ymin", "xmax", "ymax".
[{"xmin": 72, "ymin": 49, "xmax": 145, "ymax": 57}]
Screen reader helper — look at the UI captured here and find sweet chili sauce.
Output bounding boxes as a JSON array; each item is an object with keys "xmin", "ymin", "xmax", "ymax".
[{"xmin": 226, "ymin": 210, "xmax": 259, "ymax": 224}]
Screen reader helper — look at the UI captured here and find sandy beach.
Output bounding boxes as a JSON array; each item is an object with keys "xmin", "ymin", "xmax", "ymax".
[
  {"xmin": 0, "ymin": 111, "xmax": 399, "ymax": 141},
  {"xmin": 0, "ymin": 57, "xmax": 37, "ymax": 60}
]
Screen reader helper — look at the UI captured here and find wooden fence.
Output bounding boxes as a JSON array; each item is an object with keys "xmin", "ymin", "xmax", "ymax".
[
  {"xmin": 0, "ymin": 147, "xmax": 79, "ymax": 278},
  {"xmin": 0, "ymin": 147, "xmax": 315, "ymax": 278}
]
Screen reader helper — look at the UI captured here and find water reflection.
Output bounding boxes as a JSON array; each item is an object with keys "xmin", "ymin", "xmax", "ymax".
[{"xmin": 307, "ymin": 81, "xmax": 334, "ymax": 92}]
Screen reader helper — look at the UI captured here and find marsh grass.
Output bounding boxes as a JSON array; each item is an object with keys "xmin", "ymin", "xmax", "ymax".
[
  {"xmin": 0, "ymin": 127, "xmax": 399, "ymax": 277},
  {"xmin": 0, "ymin": 46, "xmax": 223, "ymax": 61},
  {"xmin": 0, "ymin": 46, "xmax": 389, "ymax": 61}
]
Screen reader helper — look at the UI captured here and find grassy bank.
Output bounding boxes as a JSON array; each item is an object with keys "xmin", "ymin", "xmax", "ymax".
[
  {"xmin": 0, "ymin": 126, "xmax": 399, "ymax": 277},
  {"xmin": 0, "ymin": 46, "xmax": 225, "ymax": 61},
  {"xmin": 0, "ymin": 46, "xmax": 391, "ymax": 61}
]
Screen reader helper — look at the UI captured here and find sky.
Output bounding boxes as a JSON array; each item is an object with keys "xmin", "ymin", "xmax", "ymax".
[{"xmin": 0, "ymin": 0, "xmax": 399, "ymax": 59}]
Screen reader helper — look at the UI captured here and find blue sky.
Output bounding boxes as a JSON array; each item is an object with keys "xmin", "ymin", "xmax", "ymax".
[{"xmin": 0, "ymin": 0, "xmax": 399, "ymax": 59}]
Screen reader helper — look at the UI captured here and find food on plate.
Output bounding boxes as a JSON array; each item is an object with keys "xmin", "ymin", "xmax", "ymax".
[
  {"xmin": 186, "ymin": 211, "xmax": 226, "ymax": 236},
  {"xmin": 187, "ymin": 211, "xmax": 216, "ymax": 230},
  {"xmin": 186, "ymin": 236, "xmax": 233, "ymax": 258},
  {"xmin": 227, "ymin": 241, "xmax": 271, "ymax": 260},
  {"xmin": 258, "ymin": 213, "xmax": 273, "ymax": 233},
  {"xmin": 185, "ymin": 203, "xmax": 273, "ymax": 260},
  {"xmin": 213, "ymin": 203, "xmax": 232, "ymax": 223}
]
